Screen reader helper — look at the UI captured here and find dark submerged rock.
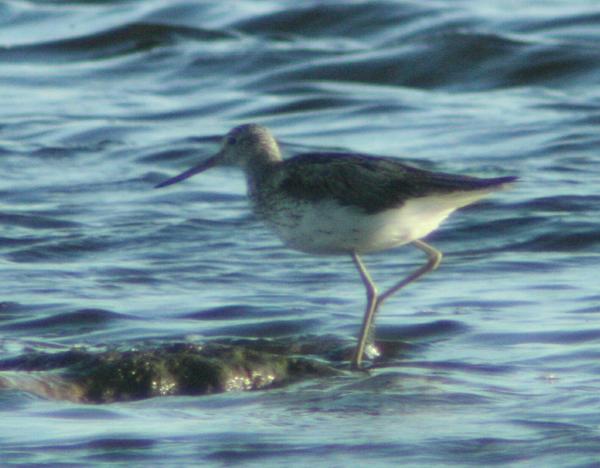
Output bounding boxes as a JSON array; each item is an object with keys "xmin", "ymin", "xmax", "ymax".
[{"xmin": 0, "ymin": 342, "xmax": 341, "ymax": 403}]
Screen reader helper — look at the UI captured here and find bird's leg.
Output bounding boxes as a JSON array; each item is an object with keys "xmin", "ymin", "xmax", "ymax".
[
  {"xmin": 350, "ymin": 252, "xmax": 379, "ymax": 370},
  {"xmin": 378, "ymin": 240, "xmax": 442, "ymax": 306},
  {"xmin": 350, "ymin": 240, "xmax": 443, "ymax": 370}
]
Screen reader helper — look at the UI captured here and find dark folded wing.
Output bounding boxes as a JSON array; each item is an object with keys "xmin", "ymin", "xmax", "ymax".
[{"xmin": 276, "ymin": 152, "xmax": 516, "ymax": 214}]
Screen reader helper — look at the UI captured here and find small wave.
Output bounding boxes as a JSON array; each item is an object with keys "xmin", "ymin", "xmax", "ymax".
[
  {"xmin": 6, "ymin": 236, "xmax": 113, "ymax": 263},
  {"xmin": 378, "ymin": 319, "xmax": 467, "ymax": 340},
  {"xmin": 474, "ymin": 328, "xmax": 600, "ymax": 346},
  {"xmin": 1, "ymin": 308, "xmax": 129, "ymax": 333},
  {"xmin": 178, "ymin": 304, "xmax": 279, "ymax": 321},
  {"xmin": 0, "ymin": 22, "xmax": 234, "ymax": 63},
  {"xmin": 203, "ymin": 318, "xmax": 321, "ymax": 339},
  {"xmin": 515, "ymin": 229, "xmax": 600, "ymax": 252},
  {"xmin": 0, "ymin": 212, "xmax": 81, "ymax": 230}
]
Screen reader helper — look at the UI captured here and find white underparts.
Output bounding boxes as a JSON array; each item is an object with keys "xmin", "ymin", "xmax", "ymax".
[{"xmin": 265, "ymin": 188, "xmax": 500, "ymax": 255}]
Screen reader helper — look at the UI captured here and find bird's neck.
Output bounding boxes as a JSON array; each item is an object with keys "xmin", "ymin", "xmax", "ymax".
[
  {"xmin": 244, "ymin": 157, "xmax": 279, "ymax": 186},
  {"xmin": 243, "ymin": 155, "xmax": 282, "ymax": 208},
  {"xmin": 243, "ymin": 144, "xmax": 282, "ymax": 178}
]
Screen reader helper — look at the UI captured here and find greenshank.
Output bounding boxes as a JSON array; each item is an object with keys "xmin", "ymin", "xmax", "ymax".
[{"xmin": 156, "ymin": 124, "xmax": 517, "ymax": 369}]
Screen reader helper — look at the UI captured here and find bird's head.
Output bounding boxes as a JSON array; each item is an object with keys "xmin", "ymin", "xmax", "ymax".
[{"xmin": 155, "ymin": 123, "xmax": 281, "ymax": 188}]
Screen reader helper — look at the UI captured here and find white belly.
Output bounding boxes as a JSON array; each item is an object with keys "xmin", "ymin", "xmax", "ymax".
[{"xmin": 261, "ymin": 189, "xmax": 496, "ymax": 255}]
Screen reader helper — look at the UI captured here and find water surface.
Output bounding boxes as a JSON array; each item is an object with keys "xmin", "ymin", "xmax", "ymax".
[{"xmin": 1, "ymin": 0, "xmax": 600, "ymax": 465}]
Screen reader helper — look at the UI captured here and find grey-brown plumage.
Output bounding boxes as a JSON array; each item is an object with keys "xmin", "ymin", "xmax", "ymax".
[
  {"xmin": 156, "ymin": 123, "xmax": 517, "ymax": 369},
  {"xmin": 275, "ymin": 152, "xmax": 516, "ymax": 214}
]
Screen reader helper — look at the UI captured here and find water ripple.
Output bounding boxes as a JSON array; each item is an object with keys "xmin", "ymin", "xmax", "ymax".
[{"xmin": 1, "ymin": 0, "xmax": 600, "ymax": 466}]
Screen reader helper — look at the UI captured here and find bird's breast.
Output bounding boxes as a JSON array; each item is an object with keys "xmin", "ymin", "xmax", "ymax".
[{"xmin": 249, "ymin": 196, "xmax": 441, "ymax": 255}]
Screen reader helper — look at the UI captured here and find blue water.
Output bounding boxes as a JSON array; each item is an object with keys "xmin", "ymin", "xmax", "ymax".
[{"xmin": 2, "ymin": 0, "xmax": 600, "ymax": 465}]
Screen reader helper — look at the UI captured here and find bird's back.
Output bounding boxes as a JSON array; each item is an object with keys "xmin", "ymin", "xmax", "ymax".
[{"xmin": 270, "ymin": 152, "xmax": 516, "ymax": 214}]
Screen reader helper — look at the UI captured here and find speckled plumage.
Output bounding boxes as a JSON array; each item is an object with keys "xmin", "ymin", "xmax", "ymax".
[
  {"xmin": 260, "ymin": 151, "xmax": 515, "ymax": 214},
  {"xmin": 156, "ymin": 123, "xmax": 517, "ymax": 368}
]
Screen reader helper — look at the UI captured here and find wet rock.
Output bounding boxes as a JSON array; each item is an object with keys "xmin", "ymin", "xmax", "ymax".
[{"xmin": 0, "ymin": 342, "xmax": 341, "ymax": 403}]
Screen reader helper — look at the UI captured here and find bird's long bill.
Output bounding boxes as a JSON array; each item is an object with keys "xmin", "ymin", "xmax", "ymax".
[{"xmin": 154, "ymin": 151, "xmax": 224, "ymax": 188}]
